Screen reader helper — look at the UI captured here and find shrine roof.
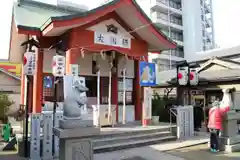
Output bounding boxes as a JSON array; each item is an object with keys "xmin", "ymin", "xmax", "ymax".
[
  {"xmin": 13, "ymin": 0, "xmax": 176, "ymax": 51},
  {"xmin": 13, "ymin": 0, "xmax": 83, "ymax": 31}
]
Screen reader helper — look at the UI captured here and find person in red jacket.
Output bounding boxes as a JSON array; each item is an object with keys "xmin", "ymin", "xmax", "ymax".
[{"xmin": 208, "ymin": 101, "xmax": 230, "ymax": 152}]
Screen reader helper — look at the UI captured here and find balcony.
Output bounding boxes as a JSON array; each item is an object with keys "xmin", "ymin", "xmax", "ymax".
[
  {"xmin": 153, "ymin": 16, "xmax": 183, "ymax": 31},
  {"xmin": 151, "ymin": 51, "xmax": 184, "ymax": 61},
  {"xmin": 204, "ymin": 3, "xmax": 211, "ymax": 13},
  {"xmin": 151, "ymin": 0, "xmax": 182, "ymax": 16},
  {"xmin": 172, "ymin": 39, "xmax": 183, "ymax": 46},
  {"xmin": 205, "ymin": 18, "xmax": 212, "ymax": 28}
]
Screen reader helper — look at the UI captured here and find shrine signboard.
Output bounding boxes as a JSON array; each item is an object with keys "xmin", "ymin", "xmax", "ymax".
[{"xmin": 94, "ymin": 32, "xmax": 131, "ymax": 49}]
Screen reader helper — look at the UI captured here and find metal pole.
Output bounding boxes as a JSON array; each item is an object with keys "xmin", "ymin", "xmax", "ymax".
[
  {"xmin": 52, "ymin": 76, "xmax": 58, "ymax": 155},
  {"xmin": 167, "ymin": 1, "xmax": 172, "ymax": 70},
  {"xmin": 24, "ymin": 76, "xmax": 30, "ymax": 157},
  {"xmin": 108, "ymin": 70, "xmax": 112, "ymax": 124},
  {"xmin": 97, "ymin": 71, "xmax": 101, "ymax": 127},
  {"xmin": 122, "ymin": 68, "xmax": 126, "ymax": 124}
]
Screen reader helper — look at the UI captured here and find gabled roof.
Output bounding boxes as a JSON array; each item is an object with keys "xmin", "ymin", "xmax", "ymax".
[
  {"xmin": 14, "ymin": 0, "xmax": 79, "ymax": 33},
  {"xmin": 156, "ymin": 57, "xmax": 240, "ymax": 86},
  {"xmin": 190, "ymin": 45, "xmax": 240, "ymax": 62},
  {"xmin": 0, "ymin": 68, "xmax": 20, "ymax": 81},
  {"xmin": 198, "ymin": 57, "xmax": 240, "ymax": 73},
  {"xmin": 14, "ymin": 0, "xmax": 176, "ymax": 51}
]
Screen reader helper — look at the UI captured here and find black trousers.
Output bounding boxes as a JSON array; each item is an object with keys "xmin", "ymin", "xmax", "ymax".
[{"xmin": 209, "ymin": 128, "xmax": 220, "ymax": 150}]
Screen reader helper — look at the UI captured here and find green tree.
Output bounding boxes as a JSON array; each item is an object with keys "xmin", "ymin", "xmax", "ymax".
[{"xmin": 0, "ymin": 93, "xmax": 14, "ymax": 122}]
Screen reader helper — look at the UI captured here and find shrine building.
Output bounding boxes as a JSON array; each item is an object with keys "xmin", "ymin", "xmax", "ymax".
[{"xmin": 9, "ymin": 0, "xmax": 176, "ymax": 124}]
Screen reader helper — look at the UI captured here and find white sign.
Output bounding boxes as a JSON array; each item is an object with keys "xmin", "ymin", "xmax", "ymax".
[
  {"xmin": 143, "ymin": 87, "xmax": 152, "ymax": 120},
  {"xmin": 70, "ymin": 64, "xmax": 79, "ymax": 76},
  {"xmin": 94, "ymin": 32, "xmax": 131, "ymax": 49},
  {"xmin": 52, "ymin": 55, "xmax": 65, "ymax": 77},
  {"xmin": 23, "ymin": 51, "xmax": 36, "ymax": 75},
  {"xmin": 118, "ymin": 79, "xmax": 133, "ymax": 91}
]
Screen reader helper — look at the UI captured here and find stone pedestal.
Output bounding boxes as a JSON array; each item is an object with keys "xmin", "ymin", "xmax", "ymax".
[
  {"xmin": 221, "ymin": 111, "xmax": 240, "ymax": 152},
  {"xmin": 54, "ymin": 119, "xmax": 100, "ymax": 160}
]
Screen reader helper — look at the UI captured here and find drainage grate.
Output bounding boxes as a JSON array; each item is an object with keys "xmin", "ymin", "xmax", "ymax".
[{"xmin": 121, "ymin": 156, "xmax": 148, "ymax": 160}]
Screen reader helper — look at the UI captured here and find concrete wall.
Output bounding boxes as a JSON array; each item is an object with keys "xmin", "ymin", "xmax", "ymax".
[
  {"xmin": 182, "ymin": 0, "xmax": 203, "ymax": 60},
  {"xmin": 9, "ymin": 19, "xmax": 28, "ymax": 63},
  {"xmin": 0, "ymin": 72, "xmax": 20, "ymax": 93}
]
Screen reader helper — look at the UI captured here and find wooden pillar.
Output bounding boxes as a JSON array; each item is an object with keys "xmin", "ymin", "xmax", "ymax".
[
  {"xmin": 134, "ymin": 59, "xmax": 141, "ymax": 121},
  {"xmin": 32, "ymin": 49, "xmax": 44, "ymax": 113}
]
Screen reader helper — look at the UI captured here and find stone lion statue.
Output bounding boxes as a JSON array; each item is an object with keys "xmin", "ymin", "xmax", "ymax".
[{"xmin": 63, "ymin": 78, "xmax": 89, "ymax": 120}]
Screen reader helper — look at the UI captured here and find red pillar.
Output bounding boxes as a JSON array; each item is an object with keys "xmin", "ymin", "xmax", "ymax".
[
  {"xmin": 32, "ymin": 48, "xmax": 44, "ymax": 113},
  {"xmin": 134, "ymin": 59, "xmax": 142, "ymax": 121},
  {"xmin": 66, "ymin": 49, "xmax": 78, "ymax": 74}
]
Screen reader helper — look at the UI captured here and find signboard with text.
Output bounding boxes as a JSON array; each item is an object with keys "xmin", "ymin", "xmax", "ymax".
[{"xmin": 94, "ymin": 32, "xmax": 131, "ymax": 49}]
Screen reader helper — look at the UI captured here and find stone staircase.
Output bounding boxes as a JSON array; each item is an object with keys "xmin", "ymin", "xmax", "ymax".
[{"xmin": 93, "ymin": 125, "xmax": 177, "ymax": 153}]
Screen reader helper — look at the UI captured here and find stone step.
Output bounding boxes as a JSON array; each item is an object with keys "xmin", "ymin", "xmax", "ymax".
[
  {"xmin": 93, "ymin": 131, "xmax": 172, "ymax": 147},
  {"xmin": 93, "ymin": 127, "xmax": 173, "ymax": 139},
  {"xmin": 93, "ymin": 135, "xmax": 176, "ymax": 153}
]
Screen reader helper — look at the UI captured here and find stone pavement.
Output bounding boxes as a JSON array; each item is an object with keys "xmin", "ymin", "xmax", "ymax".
[
  {"xmin": 2, "ymin": 134, "xmax": 237, "ymax": 160},
  {"xmin": 95, "ymin": 147, "xmax": 185, "ymax": 160},
  {"xmin": 166, "ymin": 144, "xmax": 240, "ymax": 160}
]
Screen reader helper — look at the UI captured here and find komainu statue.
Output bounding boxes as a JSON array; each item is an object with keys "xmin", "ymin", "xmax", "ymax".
[{"xmin": 63, "ymin": 78, "xmax": 88, "ymax": 120}]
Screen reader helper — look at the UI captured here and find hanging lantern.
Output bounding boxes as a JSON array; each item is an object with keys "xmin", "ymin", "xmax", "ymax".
[
  {"xmin": 52, "ymin": 55, "xmax": 65, "ymax": 77},
  {"xmin": 189, "ymin": 68, "xmax": 199, "ymax": 86},
  {"xmin": 23, "ymin": 51, "xmax": 36, "ymax": 75},
  {"xmin": 177, "ymin": 66, "xmax": 188, "ymax": 86}
]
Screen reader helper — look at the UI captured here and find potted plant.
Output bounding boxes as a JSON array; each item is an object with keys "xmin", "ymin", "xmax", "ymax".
[{"xmin": 151, "ymin": 93, "xmax": 164, "ymax": 124}]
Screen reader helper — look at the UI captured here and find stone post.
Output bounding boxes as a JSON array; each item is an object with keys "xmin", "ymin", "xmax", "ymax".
[
  {"xmin": 53, "ymin": 123, "xmax": 100, "ymax": 160},
  {"xmin": 221, "ymin": 111, "xmax": 240, "ymax": 152},
  {"xmin": 53, "ymin": 75, "xmax": 100, "ymax": 160}
]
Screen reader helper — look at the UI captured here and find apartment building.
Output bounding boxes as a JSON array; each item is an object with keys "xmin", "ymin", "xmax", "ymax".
[{"xmin": 137, "ymin": 0, "xmax": 215, "ymax": 70}]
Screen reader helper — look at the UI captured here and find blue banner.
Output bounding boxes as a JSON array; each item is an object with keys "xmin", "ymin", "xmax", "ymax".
[
  {"xmin": 139, "ymin": 62, "xmax": 156, "ymax": 86},
  {"xmin": 44, "ymin": 76, "xmax": 53, "ymax": 88}
]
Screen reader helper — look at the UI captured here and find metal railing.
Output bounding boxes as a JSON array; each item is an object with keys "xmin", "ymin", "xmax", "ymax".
[{"xmin": 169, "ymin": 106, "xmax": 177, "ymax": 133}]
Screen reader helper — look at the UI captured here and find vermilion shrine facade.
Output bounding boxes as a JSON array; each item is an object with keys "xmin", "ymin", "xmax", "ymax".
[{"xmin": 10, "ymin": 0, "xmax": 176, "ymax": 124}]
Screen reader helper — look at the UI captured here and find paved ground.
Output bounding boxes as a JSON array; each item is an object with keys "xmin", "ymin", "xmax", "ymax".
[
  {"xmin": 1, "ymin": 144, "xmax": 240, "ymax": 160},
  {"xmin": 95, "ymin": 147, "xmax": 185, "ymax": 160},
  {"xmin": 1, "ymin": 135, "xmax": 239, "ymax": 160},
  {"xmin": 166, "ymin": 144, "xmax": 240, "ymax": 160}
]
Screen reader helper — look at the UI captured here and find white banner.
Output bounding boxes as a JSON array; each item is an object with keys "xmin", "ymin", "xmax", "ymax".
[
  {"xmin": 23, "ymin": 51, "xmax": 36, "ymax": 75},
  {"xmin": 143, "ymin": 87, "xmax": 152, "ymax": 120}
]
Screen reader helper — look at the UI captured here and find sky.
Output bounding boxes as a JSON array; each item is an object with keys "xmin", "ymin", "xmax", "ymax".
[{"xmin": 0, "ymin": 0, "xmax": 240, "ymax": 59}]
